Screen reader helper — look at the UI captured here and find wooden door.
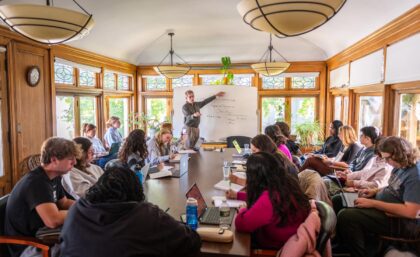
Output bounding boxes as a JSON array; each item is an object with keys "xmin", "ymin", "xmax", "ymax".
[{"xmin": 0, "ymin": 48, "xmax": 12, "ymax": 195}]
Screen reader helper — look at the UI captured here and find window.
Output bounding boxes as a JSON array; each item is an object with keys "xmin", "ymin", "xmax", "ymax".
[
  {"xmin": 145, "ymin": 98, "xmax": 170, "ymax": 137},
  {"xmin": 172, "ymin": 75, "xmax": 193, "ymax": 88},
  {"xmin": 232, "ymin": 74, "xmax": 253, "ymax": 87},
  {"xmin": 358, "ymin": 96, "xmax": 382, "ymax": 131},
  {"xmin": 291, "ymin": 97, "xmax": 316, "ymax": 133},
  {"xmin": 343, "ymin": 96, "xmax": 349, "ymax": 125},
  {"xmin": 54, "ymin": 63, "xmax": 74, "ymax": 85},
  {"xmin": 104, "ymin": 72, "xmax": 116, "ymax": 89},
  {"xmin": 200, "ymin": 75, "xmax": 223, "ymax": 85},
  {"xmin": 118, "ymin": 75, "xmax": 130, "ymax": 90},
  {"xmin": 79, "ymin": 96, "xmax": 97, "ymax": 126},
  {"xmin": 108, "ymin": 98, "xmax": 129, "ymax": 137},
  {"xmin": 292, "ymin": 76, "xmax": 316, "ymax": 89},
  {"xmin": 334, "ymin": 96, "xmax": 342, "ymax": 121},
  {"xmin": 261, "ymin": 97, "xmax": 285, "ymax": 131},
  {"xmin": 261, "ymin": 76, "xmax": 285, "ymax": 89},
  {"xmin": 79, "ymin": 68, "xmax": 96, "ymax": 87},
  {"xmin": 145, "ymin": 75, "xmax": 166, "ymax": 90},
  {"xmin": 0, "ymin": 100, "xmax": 3, "ymax": 176},
  {"xmin": 56, "ymin": 96, "xmax": 75, "ymax": 139},
  {"xmin": 398, "ymin": 93, "xmax": 420, "ymax": 147}
]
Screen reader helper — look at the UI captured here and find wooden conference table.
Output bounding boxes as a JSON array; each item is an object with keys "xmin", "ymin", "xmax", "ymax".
[{"xmin": 143, "ymin": 148, "xmax": 251, "ymax": 257}]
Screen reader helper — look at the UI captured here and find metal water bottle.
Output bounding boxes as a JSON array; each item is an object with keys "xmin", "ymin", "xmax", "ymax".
[{"xmin": 186, "ymin": 197, "xmax": 198, "ymax": 230}]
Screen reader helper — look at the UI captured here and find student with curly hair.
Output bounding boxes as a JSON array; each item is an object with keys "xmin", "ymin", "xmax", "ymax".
[
  {"xmin": 336, "ymin": 137, "xmax": 420, "ymax": 257},
  {"xmin": 234, "ymin": 152, "xmax": 310, "ymax": 249},
  {"xmin": 60, "ymin": 166, "xmax": 201, "ymax": 257}
]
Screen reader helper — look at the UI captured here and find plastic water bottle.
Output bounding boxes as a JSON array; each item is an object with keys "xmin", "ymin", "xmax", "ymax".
[
  {"xmin": 219, "ymin": 199, "xmax": 231, "ymax": 230},
  {"xmin": 135, "ymin": 170, "xmax": 143, "ymax": 184},
  {"xmin": 186, "ymin": 197, "xmax": 198, "ymax": 230}
]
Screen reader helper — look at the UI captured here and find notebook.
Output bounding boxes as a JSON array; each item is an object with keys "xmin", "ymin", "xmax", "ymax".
[
  {"xmin": 212, "ymin": 196, "xmax": 245, "ymax": 208},
  {"xmin": 214, "ymin": 180, "xmax": 244, "ymax": 193},
  {"xmin": 149, "ymin": 154, "xmax": 189, "ymax": 179},
  {"xmin": 186, "ymin": 183, "xmax": 235, "ymax": 225}
]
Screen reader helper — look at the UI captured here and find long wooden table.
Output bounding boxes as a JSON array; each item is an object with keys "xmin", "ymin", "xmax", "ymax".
[{"xmin": 144, "ymin": 148, "xmax": 251, "ymax": 257}]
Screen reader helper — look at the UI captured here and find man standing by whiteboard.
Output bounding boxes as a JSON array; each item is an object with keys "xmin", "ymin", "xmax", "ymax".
[{"xmin": 182, "ymin": 90, "xmax": 225, "ymax": 148}]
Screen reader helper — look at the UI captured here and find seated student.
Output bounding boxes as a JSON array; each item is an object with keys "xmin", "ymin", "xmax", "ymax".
[
  {"xmin": 119, "ymin": 129, "xmax": 149, "ymax": 171},
  {"xmin": 82, "ymin": 123, "xmax": 107, "ymax": 156},
  {"xmin": 265, "ymin": 125, "xmax": 293, "ymax": 160},
  {"xmin": 5, "ymin": 137, "xmax": 78, "ymax": 257},
  {"xmin": 69, "ymin": 137, "xmax": 104, "ymax": 198},
  {"xmin": 300, "ymin": 125, "xmax": 362, "ymax": 176},
  {"xmin": 275, "ymin": 121, "xmax": 302, "ymax": 156},
  {"xmin": 103, "ymin": 116, "xmax": 123, "ymax": 149},
  {"xmin": 307, "ymin": 120, "xmax": 343, "ymax": 158},
  {"xmin": 336, "ymin": 137, "xmax": 420, "ymax": 257},
  {"xmin": 232, "ymin": 152, "xmax": 310, "ymax": 249},
  {"xmin": 60, "ymin": 166, "xmax": 201, "ymax": 257},
  {"xmin": 147, "ymin": 128, "xmax": 175, "ymax": 165},
  {"xmin": 229, "ymin": 134, "xmax": 298, "ymax": 187}
]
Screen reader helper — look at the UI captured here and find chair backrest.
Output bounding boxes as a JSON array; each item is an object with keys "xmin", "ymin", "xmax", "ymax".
[
  {"xmin": 18, "ymin": 154, "xmax": 41, "ymax": 177},
  {"xmin": 0, "ymin": 194, "xmax": 9, "ymax": 235},
  {"xmin": 226, "ymin": 136, "xmax": 251, "ymax": 148},
  {"xmin": 315, "ymin": 201, "xmax": 336, "ymax": 255},
  {"xmin": 104, "ymin": 159, "xmax": 127, "ymax": 171}
]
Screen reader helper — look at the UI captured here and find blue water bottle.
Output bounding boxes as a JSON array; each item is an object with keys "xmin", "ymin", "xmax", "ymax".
[
  {"xmin": 186, "ymin": 197, "xmax": 198, "ymax": 230},
  {"xmin": 135, "ymin": 170, "xmax": 143, "ymax": 184}
]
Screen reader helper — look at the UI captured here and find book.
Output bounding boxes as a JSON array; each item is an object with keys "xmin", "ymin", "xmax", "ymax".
[
  {"xmin": 178, "ymin": 149, "xmax": 197, "ymax": 154},
  {"xmin": 169, "ymin": 154, "xmax": 181, "ymax": 163},
  {"xmin": 214, "ymin": 180, "xmax": 244, "ymax": 192},
  {"xmin": 149, "ymin": 166, "xmax": 173, "ymax": 179},
  {"xmin": 232, "ymin": 159, "xmax": 246, "ymax": 165},
  {"xmin": 212, "ymin": 196, "xmax": 246, "ymax": 208},
  {"xmin": 341, "ymin": 192, "xmax": 358, "ymax": 207}
]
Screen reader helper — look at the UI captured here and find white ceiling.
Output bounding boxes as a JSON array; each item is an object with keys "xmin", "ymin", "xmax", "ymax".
[{"xmin": 1, "ymin": 0, "xmax": 419, "ymax": 65}]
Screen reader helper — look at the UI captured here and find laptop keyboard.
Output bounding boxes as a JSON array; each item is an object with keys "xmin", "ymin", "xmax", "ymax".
[{"xmin": 202, "ymin": 207, "xmax": 221, "ymax": 224}]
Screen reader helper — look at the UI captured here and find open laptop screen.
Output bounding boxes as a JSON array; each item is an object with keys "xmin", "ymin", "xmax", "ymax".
[{"xmin": 185, "ymin": 184, "xmax": 207, "ymax": 217}]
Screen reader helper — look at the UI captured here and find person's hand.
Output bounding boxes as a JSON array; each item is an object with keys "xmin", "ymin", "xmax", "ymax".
[
  {"xmin": 358, "ymin": 188, "xmax": 377, "ymax": 198},
  {"xmin": 345, "ymin": 179, "xmax": 354, "ymax": 187},
  {"xmin": 354, "ymin": 198, "xmax": 376, "ymax": 208},
  {"xmin": 306, "ymin": 153, "xmax": 314, "ymax": 157},
  {"xmin": 225, "ymin": 189, "xmax": 237, "ymax": 199},
  {"xmin": 238, "ymin": 202, "xmax": 247, "ymax": 209},
  {"xmin": 157, "ymin": 162, "xmax": 164, "ymax": 171},
  {"xmin": 216, "ymin": 92, "xmax": 225, "ymax": 97},
  {"xmin": 169, "ymin": 153, "xmax": 176, "ymax": 159},
  {"xmin": 343, "ymin": 169, "xmax": 351, "ymax": 174},
  {"xmin": 337, "ymin": 172, "xmax": 347, "ymax": 180},
  {"xmin": 322, "ymin": 159, "xmax": 333, "ymax": 165},
  {"xmin": 193, "ymin": 112, "xmax": 201, "ymax": 117}
]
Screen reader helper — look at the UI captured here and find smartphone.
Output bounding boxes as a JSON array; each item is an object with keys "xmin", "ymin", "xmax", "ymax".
[{"xmin": 180, "ymin": 214, "xmax": 187, "ymax": 224}]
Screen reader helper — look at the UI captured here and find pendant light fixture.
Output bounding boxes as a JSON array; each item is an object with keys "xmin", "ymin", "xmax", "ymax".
[
  {"xmin": 251, "ymin": 34, "xmax": 290, "ymax": 76},
  {"xmin": 237, "ymin": 0, "xmax": 346, "ymax": 37},
  {"xmin": 154, "ymin": 32, "xmax": 191, "ymax": 79},
  {"xmin": 0, "ymin": 0, "xmax": 94, "ymax": 45}
]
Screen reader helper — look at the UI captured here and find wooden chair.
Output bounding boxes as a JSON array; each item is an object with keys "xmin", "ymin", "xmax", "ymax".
[
  {"xmin": 18, "ymin": 154, "xmax": 41, "ymax": 177},
  {"xmin": 251, "ymin": 201, "xmax": 336, "ymax": 257},
  {"xmin": 0, "ymin": 195, "xmax": 50, "ymax": 257}
]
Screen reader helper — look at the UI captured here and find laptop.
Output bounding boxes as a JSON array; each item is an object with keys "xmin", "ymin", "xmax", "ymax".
[
  {"xmin": 185, "ymin": 183, "xmax": 235, "ymax": 225},
  {"xmin": 108, "ymin": 142, "xmax": 121, "ymax": 155},
  {"xmin": 140, "ymin": 163, "xmax": 150, "ymax": 184},
  {"xmin": 332, "ymin": 170, "xmax": 358, "ymax": 208},
  {"xmin": 171, "ymin": 154, "xmax": 189, "ymax": 178}
]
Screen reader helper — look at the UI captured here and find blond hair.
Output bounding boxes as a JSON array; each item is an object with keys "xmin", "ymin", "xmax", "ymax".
[
  {"xmin": 339, "ymin": 125, "xmax": 358, "ymax": 147},
  {"xmin": 154, "ymin": 128, "xmax": 172, "ymax": 154},
  {"xmin": 106, "ymin": 116, "xmax": 120, "ymax": 128},
  {"xmin": 160, "ymin": 122, "xmax": 173, "ymax": 132}
]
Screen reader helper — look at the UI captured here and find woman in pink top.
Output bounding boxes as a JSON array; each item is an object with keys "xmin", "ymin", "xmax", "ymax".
[
  {"xmin": 234, "ymin": 152, "xmax": 310, "ymax": 249},
  {"xmin": 265, "ymin": 125, "xmax": 293, "ymax": 160}
]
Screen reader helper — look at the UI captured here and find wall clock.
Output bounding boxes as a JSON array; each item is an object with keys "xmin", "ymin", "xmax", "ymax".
[{"xmin": 26, "ymin": 66, "xmax": 40, "ymax": 87}]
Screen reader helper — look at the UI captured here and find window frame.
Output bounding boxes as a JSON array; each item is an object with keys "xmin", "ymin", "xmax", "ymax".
[{"xmin": 259, "ymin": 74, "xmax": 320, "ymax": 91}]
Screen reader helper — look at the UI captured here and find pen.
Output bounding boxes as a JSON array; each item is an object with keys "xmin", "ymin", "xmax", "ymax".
[{"xmin": 164, "ymin": 207, "xmax": 170, "ymax": 213}]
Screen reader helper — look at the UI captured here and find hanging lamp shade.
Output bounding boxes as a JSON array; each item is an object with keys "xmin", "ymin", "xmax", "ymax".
[
  {"xmin": 252, "ymin": 34, "xmax": 290, "ymax": 76},
  {"xmin": 251, "ymin": 62, "xmax": 290, "ymax": 76},
  {"xmin": 0, "ymin": 3, "xmax": 94, "ymax": 45},
  {"xmin": 237, "ymin": 0, "xmax": 346, "ymax": 37},
  {"xmin": 154, "ymin": 32, "xmax": 191, "ymax": 79}
]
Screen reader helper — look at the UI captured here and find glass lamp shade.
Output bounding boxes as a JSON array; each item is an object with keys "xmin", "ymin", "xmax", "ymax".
[
  {"xmin": 0, "ymin": 4, "xmax": 94, "ymax": 44},
  {"xmin": 154, "ymin": 65, "xmax": 191, "ymax": 79},
  {"xmin": 237, "ymin": 0, "xmax": 346, "ymax": 37},
  {"xmin": 251, "ymin": 62, "xmax": 290, "ymax": 76}
]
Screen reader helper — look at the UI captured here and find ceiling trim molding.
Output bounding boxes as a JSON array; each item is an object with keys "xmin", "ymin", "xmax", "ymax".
[{"xmin": 327, "ymin": 4, "xmax": 420, "ymax": 70}]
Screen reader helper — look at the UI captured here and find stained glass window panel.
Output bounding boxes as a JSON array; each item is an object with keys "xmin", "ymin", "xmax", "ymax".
[
  {"xmin": 262, "ymin": 76, "xmax": 285, "ymax": 89},
  {"xmin": 79, "ymin": 69, "xmax": 96, "ymax": 87},
  {"xmin": 172, "ymin": 75, "xmax": 193, "ymax": 88},
  {"xmin": 232, "ymin": 74, "xmax": 253, "ymax": 87},
  {"xmin": 292, "ymin": 77, "xmax": 316, "ymax": 89},
  {"xmin": 118, "ymin": 75, "xmax": 130, "ymax": 90},
  {"xmin": 54, "ymin": 63, "xmax": 74, "ymax": 85},
  {"xmin": 104, "ymin": 72, "xmax": 116, "ymax": 89},
  {"xmin": 146, "ymin": 76, "xmax": 166, "ymax": 90},
  {"xmin": 200, "ymin": 75, "xmax": 223, "ymax": 85}
]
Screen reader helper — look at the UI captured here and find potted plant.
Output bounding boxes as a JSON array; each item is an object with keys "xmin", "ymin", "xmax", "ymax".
[
  {"xmin": 211, "ymin": 56, "xmax": 234, "ymax": 85},
  {"xmin": 295, "ymin": 121, "xmax": 324, "ymax": 153},
  {"xmin": 128, "ymin": 112, "xmax": 160, "ymax": 137}
]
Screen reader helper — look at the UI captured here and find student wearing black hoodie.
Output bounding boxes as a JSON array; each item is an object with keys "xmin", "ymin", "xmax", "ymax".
[{"xmin": 60, "ymin": 167, "xmax": 201, "ymax": 257}]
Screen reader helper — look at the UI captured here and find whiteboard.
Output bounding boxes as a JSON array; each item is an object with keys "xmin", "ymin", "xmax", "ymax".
[{"xmin": 173, "ymin": 86, "xmax": 258, "ymax": 142}]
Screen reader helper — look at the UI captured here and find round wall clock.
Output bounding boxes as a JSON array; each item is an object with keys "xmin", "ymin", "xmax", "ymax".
[{"xmin": 26, "ymin": 66, "xmax": 41, "ymax": 87}]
